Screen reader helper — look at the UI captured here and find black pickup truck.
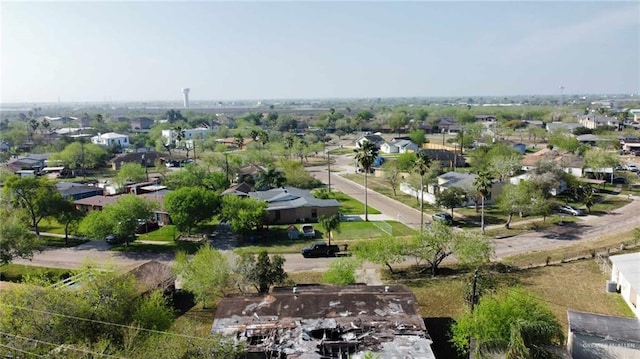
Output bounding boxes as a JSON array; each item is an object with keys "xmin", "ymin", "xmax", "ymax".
[{"xmin": 301, "ymin": 242, "xmax": 341, "ymax": 258}]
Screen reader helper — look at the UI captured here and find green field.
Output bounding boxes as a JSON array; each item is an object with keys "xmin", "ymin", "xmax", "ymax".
[
  {"xmin": 0, "ymin": 264, "xmax": 72, "ymax": 283},
  {"xmin": 314, "ymin": 190, "xmax": 381, "ymax": 215}
]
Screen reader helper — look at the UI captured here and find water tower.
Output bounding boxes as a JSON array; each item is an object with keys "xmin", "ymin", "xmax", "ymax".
[{"xmin": 182, "ymin": 88, "xmax": 190, "ymax": 108}]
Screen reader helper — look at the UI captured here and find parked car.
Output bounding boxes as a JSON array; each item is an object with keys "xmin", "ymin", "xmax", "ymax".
[
  {"xmin": 135, "ymin": 219, "xmax": 160, "ymax": 234},
  {"xmin": 612, "ymin": 177, "xmax": 628, "ymax": 184},
  {"xmin": 558, "ymin": 205, "xmax": 584, "ymax": 216},
  {"xmin": 104, "ymin": 233, "xmax": 135, "ymax": 245},
  {"xmin": 301, "ymin": 225, "xmax": 316, "ymax": 238},
  {"xmin": 301, "ymin": 242, "xmax": 340, "ymax": 258},
  {"xmin": 432, "ymin": 212, "xmax": 453, "ymax": 225},
  {"xmin": 625, "ymin": 164, "xmax": 639, "ymax": 172}
]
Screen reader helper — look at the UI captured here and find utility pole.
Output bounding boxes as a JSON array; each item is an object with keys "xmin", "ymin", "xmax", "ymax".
[
  {"xmin": 80, "ymin": 138, "xmax": 86, "ymax": 180},
  {"xmin": 327, "ymin": 147, "xmax": 331, "ymax": 192}
]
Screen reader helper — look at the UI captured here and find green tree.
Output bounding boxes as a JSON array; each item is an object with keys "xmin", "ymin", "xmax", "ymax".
[
  {"xmin": 451, "ymin": 288, "xmax": 563, "ymax": 358},
  {"xmin": 132, "ymin": 290, "xmax": 174, "ymax": 331},
  {"xmin": 490, "ymin": 154, "xmax": 522, "ymax": 182},
  {"xmin": 114, "ymin": 162, "xmax": 147, "ymax": 187},
  {"xmin": 408, "ymin": 129, "xmax": 426, "ymax": 145},
  {"xmin": 473, "ymin": 171, "xmax": 493, "ymax": 233},
  {"xmin": 255, "ymin": 167, "xmax": 286, "ymax": 190},
  {"xmin": 235, "ymin": 251, "xmax": 287, "ymax": 293},
  {"xmin": 388, "ymin": 111, "xmax": 409, "ymax": 135},
  {"xmin": 409, "ymin": 221, "xmax": 492, "ymax": 275},
  {"xmin": 436, "ymin": 187, "xmax": 467, "ymax": 217},
  {"xmin": 233, "ymin": 133, "xmax": 244, "ymax": 150},
  {"xmin": 79, "ymin": 195, "xmax": 156, "ymax": 242},
  {"xmin": 174, "ymin": 246, "xmax": 231, "ymax": 308},
  {"xmin": 0, "ymin": 207, "xmax": 40, "ymax": 264},
  {"xmin": 353, "ymin": 236, "xmax": 405, "ymax": 274},
  {"xmin": 280, "ymin": 159, "xmax": 322, "ymax": 189},
  {"xmin": 50, "ymin": 196, "xmax": 84, "ymax": 245},
  {"xmin": 354, "ymin": 141, "xmax": 379, "ymax": 221},
  {"xmin": 322, "ymin": 257, "xmax": 361, "ymax": 285},
  {"xmin": 49, "ymin": 141, "xmax": 108, "ymax": 170},
  {"xmin": 382, "ymin": 160, "xmax": 401, "ymax": 197},
  {"xmin": 498, "ymin": 182, "xmax": 542, "ymax": 229},
  {"xmin": 164, "ymin": 187, "xmax": 220, "ymax": 233},
  {"xmin": 396, "ymin": 152, "xmax": 417, "ymax": 171},
  {"xmin": 220, "ymin": 195, "xmax": 267, "ymax": 235},
  {"xmin": 413, "ymin": 151, "xmax": 431, "ymax": 230},
  {"xmin": 583, "ymin": 147, "xmax": 618, "ymax": 181},
  {"xmin": 318, "ymin": 213, "xmax": 341, "ymax": 246},
  {"xmin": 3, "ymin": 176, "xmax": 59, "ymax": 236}
]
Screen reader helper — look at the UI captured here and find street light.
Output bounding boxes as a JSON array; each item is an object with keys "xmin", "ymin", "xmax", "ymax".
[
  {"xmin": 141, "ymin": 154, "xmax": 149, "ymax": 181},
  {"xmin": 441, "ymin": 128, "xmax": 446, "ymax": 146}
]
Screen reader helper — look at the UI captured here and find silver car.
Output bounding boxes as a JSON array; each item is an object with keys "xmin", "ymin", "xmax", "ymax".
[{"xmin": 558, "ymin": 205, "xmax": 584, "ymax": 216}]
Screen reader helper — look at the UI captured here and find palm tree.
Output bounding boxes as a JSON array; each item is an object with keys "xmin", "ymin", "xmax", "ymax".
[
  {"xmin": 413, "ymin": 151, "xmax": 431, "ymax": 231},
  {"xmin": 255, "ymin": 167, "xmax": 285, "ymax": 190},
  {"xmin": 318, "ymin": 213, "xmax": 341, "ymax": 246},
  {"xmin": 354, "ymin": 141, "xmax": 378, "ymax": 221},
  {"xmin": 473, "ymin": 171, "xmax": 492, "ymax": 234},
  {"xmin": 233, "ymin": 133, "xmax": 244, "ymax": 150}
]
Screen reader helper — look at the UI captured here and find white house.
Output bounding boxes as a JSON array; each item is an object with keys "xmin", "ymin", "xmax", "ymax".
[
  {"xmin": 161, "ymin": 128, "xmax": 212, "ymax": 146},
  {"xmin": 355, "ymin": 134, "xmax": 386, "ymax": 148},
  {"xmin": 380, "ymin": 139, "xmax": 419, "ymax": 154},
  {"xmin": 91, "ymin": 132, "xmax": 130, "ymax": 148},
  {"xmin": 567, "ymin": 311, "xmax": 640, "ymax": 359},
  {"xmin": 610, "ymin": 252, "xmax": 640, "ymax": 318},
  {"xmin": 630, "ymin": 109, "xmax": 640, "ymax": 122}
]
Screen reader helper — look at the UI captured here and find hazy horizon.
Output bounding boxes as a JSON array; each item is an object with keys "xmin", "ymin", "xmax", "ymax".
[{"xmin": 2, "ymin": 1, "xmax": 639, "ymax": 104}]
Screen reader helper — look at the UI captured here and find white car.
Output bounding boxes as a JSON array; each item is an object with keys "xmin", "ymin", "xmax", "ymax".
[
  {"xmin": 625, "ymin": 164, "xmax": 639, "ymax": 172},
  {"xmin": 558, "ymin": 205, "xmax": 585, "ymax": 216}
]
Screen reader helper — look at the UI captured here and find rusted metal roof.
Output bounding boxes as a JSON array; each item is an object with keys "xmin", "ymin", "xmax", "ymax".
[{"xmin": 212, "ymin": 285, "xmax": 435, "ymax": 358}]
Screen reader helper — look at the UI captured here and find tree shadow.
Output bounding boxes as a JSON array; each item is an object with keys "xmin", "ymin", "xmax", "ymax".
[{"xmin": 424, "ymin": 317, "xmax": 465, "ymax": 359}]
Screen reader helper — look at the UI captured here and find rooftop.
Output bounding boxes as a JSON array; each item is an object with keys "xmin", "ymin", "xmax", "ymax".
[
  {"xmin": 212, "ymin": 285, "xmax": 435, "ymax": 359},
  {"xmin": 610, "ymin": 252, "xmax": 640, "ymax": 292},
  {"xmin": 568, "ymin": 311, "xmax": 640, "ymax": 343}
]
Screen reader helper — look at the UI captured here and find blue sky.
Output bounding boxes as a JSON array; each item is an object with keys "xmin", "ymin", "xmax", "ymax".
[{"xmin": 1, "ymin": 1, "xmax": 638, "ymax": 103}]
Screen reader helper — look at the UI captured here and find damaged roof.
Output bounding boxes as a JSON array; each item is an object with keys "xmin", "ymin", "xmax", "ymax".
[{"xmin": 212, "ymin": 284, "xmax": 435, "ymax": 359}]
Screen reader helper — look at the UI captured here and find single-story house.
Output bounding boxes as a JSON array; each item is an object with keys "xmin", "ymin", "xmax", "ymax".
[
  {"xmin": 522, "ymin": 148, "xmax": 586, "ymax": 178},
  {"xmin": 73, "ymin": 190, "xmax": 171, "ymax": 225},
  {"xmin": 609, "ymin": 252, "xmax": 640, "ymax": 318},
  {"xmin": 212, "ymin": 285, "xmax": 436, "ymax": 359},
  {"xmin": 355, "ymin": 134, "xmax": 386, "ymax": 148},
  {"xmin": 576, "ymin": 134, "xmax": 603, "ymax": 146},
  {"xmin": 56, "ymin": 182, "xmax": 104, "ymax": 200},
  {"xmin": 619, "ymin": 137, "xmax": 640, "ymax": 153},
  {"xmin": 380, "ymin": 139, "xmax": 419, "ymax": 154},
  {"xmin": 546, "ymin": 122, "xmax": 582, "ymax": 133},
  {"xmin": 221, "ymin": 182, "xmax": 253, "ymax": 196},
  {"xmin": 510, "ymin": 172, "xmax": 567, "ymax": 196},
  {"xmin": 91, "ymin": 132, "xmax": 130, "ymax": 148},
  {"xmin": 567, "ymin": 310, "xmax": 640, "ymax": 359},
  {"xmin": 235, "ymin": 164, "xmax": 265, "ymax": 184},
  {"xmin": 419, "ymin": 149, "xmax": 466, "ymax": 168},
  {"xmin": 630, "ymin": 109, "xmax": 640, "ymax": 122},
  {"xmin": 130, "ymin": 117, "xmax": 154, "ymax": 130},
  {"xmin": 122, "ymin": 260, "xmax": 176, "ymax": 295},
  {"xmin": 246, "ymin": 187, "xmax": 339, "ymax": 224},
  {"xmin": 5, "ymin": 153, "xmax": 51, "ymax": 174},
  {"xmin": 475, "ymin": 115, "xmax": 497, "ymax": 122}
]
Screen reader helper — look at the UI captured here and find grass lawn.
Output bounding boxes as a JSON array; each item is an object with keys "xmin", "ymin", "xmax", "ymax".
[
  {"xmin": 315, "ymin": 190, "xmax": 381, "ymax": 215},
  {"xmin": 482, "ymin": 215, "xmax": 579, "ymax": 238},
  {"xmin": 41, "ymin": 235, "xmax": 88, "ymax": 247},
  {"xmin": 109, "ymin": 239, "xmax": 203, "ymax": 254},
  {"xmin": 138, "ymin": 225, "xmax": 179, "ymax": 242},
  {"xmin": 0, "ymin": 263, "xmax": 72, "ymax": 283},
  {"xmin": 328, "ymin": 147, "xmax": 355, "ymax": 155},
  {"xmin": 38, "ymin": 218, "xmax": 67, "ymax": 235},
  {"xmin": 235, "ymin": 221, "xmax": 415, "ymax": 254},
  {"xmin": 397, "ymin": 259, "xmax": 633, "ymax": 333},
  {"xmin": 341, "ymin": 173, "xmax": 431, "ymax": 212}
]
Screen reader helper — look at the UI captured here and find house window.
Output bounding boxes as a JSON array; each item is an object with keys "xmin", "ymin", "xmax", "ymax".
[{"xmin": 311, "ymin": 209, "xmax": 317, "ymax": 218}]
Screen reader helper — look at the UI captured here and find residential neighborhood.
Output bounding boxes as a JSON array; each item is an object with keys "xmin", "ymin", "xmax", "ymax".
[{"xmin": 1, "ymin": 1, "xmax": 639, "ymax": 358}]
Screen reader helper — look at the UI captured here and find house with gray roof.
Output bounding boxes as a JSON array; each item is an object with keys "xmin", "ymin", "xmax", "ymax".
[
  {"xmin": 380, "ymin": 139, "xmax": 419, "ymax": 154},
  {"xmin": 545, "ymin": 122, "xmax": 582, "ymax": 133},
  {"xmin": 56, "ymin": 182, "xmax": 104, "ymax": 200},
  {"xmin": 567, "ymin": 310, "xmax": 640, "ymax": 359},
  {"xmin": 247, "ymin": 187, "xmax": 339, "ymax": 224},
  {"xmin": 355, "ymin": 134, "xmax": 386, "ymax": 148}
]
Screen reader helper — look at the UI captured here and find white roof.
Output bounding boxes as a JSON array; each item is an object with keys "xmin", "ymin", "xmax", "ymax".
[
  {"xmin": 610, "ymin": 252, "xmax": 640, "ymax": 291},
  {"xmin": 93, "ymin": 132, "xmax": 128, "ymax": 139}
]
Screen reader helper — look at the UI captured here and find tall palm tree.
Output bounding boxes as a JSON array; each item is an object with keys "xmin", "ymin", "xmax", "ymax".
[
  {"xmin": 255, "ymin": 167, "xmax": 285, "ymax": 190},
  {"xmin": 413, "ymin": 151, "xmax": 431, "ymax": 231},
  {"xmin": 354, "ymin": 141, "xmax": 378, "ymax": 221},
  {"xmin": 473, "ymin": 171, "xmax": 492, "ymax": 234}
]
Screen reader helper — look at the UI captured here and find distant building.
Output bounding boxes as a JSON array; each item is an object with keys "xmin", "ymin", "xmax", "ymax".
[
  {"xmin": 161, "ymin": 128, "xmax": 211, "ymax": 146},
  {"xmin": 355, "ymin": 134, "xmax": 386, "ymax": 148},
  {"xmin": 579, "ymin": 115, "xmax": 619, "ymax": 130},
  {"xmin": 380, "ymin": 139, "xmax": 419, "ymax": 154},
  {"xmin": 91, "ymin": 132, "xmax": 130, "ymax": 148},
  {"xmin": 245, "ymin": 186, "xmax": 339, "ymax": 224},
  {"xmin": 130, "ymin": 117, "xmax": 154, "ymax": 130}
]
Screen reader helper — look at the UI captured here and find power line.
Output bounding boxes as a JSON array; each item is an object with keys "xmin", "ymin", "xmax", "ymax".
[
  {"xmin": 0, "ymin": 303, "xmax": 218, "ymax": 342},
  {"xmin": 0, "ymin": 342, "xmax": 46, "ymax": 358},
  {"xmin": 0, "ymin": 332, "xmax": 125, "ymax": 359}
]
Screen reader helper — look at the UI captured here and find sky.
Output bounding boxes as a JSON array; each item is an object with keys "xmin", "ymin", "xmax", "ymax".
[{"xmin": 1, "ymin": 1, "xmax": 639, "ymax": 103}]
